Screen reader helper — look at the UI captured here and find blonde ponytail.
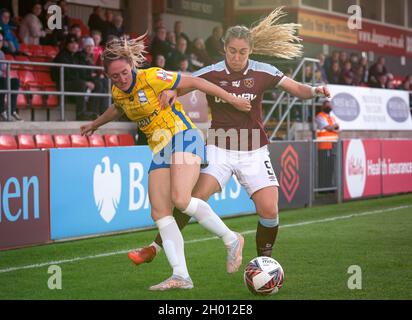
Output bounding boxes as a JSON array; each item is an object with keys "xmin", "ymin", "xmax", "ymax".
[
  {"xmin": 102, "ymin": 34, "xmax": 147, "ymax": 71},
  {"xmin": 250, "ymin": 7, "xmax": 303, "ymax": 59}
]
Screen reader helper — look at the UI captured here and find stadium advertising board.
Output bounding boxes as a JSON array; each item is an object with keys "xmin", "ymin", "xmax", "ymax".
[
  {"xmin": 0, "ymin": 151, "xmax": 50, "ymax": 250},
  {"xmin": 343, "ymin": 139, "xmax": 382, "ymax": 200},
  {"xmin": 343, "ymin": 139, "xmax": 412, "ymax": 200},
  {"xmin": 49, "ymin": 147, "xmax": 254, "ymax": 240},
  {"xmin": 329, "ymin": 85, "xmax": 412, "ymax": 131},
  {"xmin": 298, "ymin": 8, "xmax": 412, "ymax": 57},
  {"xmin": 268, "ymin": 142, "xmax": 311, "ymax": 209},
  {"xmin": 381, "ymin": 140, "xmax": 412, "ymax": 195}
]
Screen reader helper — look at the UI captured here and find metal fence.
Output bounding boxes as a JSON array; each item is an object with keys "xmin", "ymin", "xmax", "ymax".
[{"xmin": 0, "ymin": 59, "xmax": 112, "ymax": 121}]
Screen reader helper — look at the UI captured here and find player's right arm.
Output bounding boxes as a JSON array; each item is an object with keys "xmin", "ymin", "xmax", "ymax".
[{"xmin": 80, "ymin": 104, "xmax": 123, "ymax": 136}]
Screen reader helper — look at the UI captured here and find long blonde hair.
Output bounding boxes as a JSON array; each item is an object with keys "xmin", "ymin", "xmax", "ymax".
[
  {"xmin": 224, "ymin": 7, "xmax": 302, "ymax": 60},
  {"xmin": 102, "ymin": 34, "xmax": 147, "ymax": 71}
]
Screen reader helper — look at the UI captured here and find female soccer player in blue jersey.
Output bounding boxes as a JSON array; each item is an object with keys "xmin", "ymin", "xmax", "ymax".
[{"xmin": 80, "ymin": 37, "xmax": 251, "ymax": 290}]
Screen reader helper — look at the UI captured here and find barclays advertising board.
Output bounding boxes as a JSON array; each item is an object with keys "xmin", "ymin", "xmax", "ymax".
[{"xmin": 50, "ymin": 146, "xmax": 254, "ymax": 240}]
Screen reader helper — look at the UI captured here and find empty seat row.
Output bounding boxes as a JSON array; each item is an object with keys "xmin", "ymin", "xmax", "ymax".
[{"xmin": 0, "ymin": 134, "xmax": 136, "ymax": 150}]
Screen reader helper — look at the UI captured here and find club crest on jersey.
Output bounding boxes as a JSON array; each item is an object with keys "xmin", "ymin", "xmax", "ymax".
[
  {"xmin": 138, "ymin": 90, "xmax": 148, "ymax": 104},
  {"xmin": 157, "ymin": 70, "xmax": 174, "ymax": 82},
  {"xmin": 244, "ymin": 78, "xmax": 255, "ymax": 88},
  {"xmin": 232, "ymin": 81, "xmax": 241, "ymax": 88}
]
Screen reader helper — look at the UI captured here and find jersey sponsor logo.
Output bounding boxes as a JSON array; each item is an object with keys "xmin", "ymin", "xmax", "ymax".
[
  {"xmin": 156, "ymin": 70, "xmax": 174, "ymax": 82},
  {"xmin": 220, "ymin": 81, "xmax": 229, "ymax": 87},
  {"xmin": 214, "ymin": 93, "xmax": 257, "ymax": 103},
  {"xmin": 136, "ymin": 109, "xmax": 159, "ymax": 128},
  {"xmin": 232, "ymin": 81, "xmax": 241, "ymax": 88},
  {"xmin": 138, "ymin": 90, "xmax": 149, "ymax": 104},
  {"xmin": 244, "ymin": 78, "xmax": 255, "ymax": 88}
]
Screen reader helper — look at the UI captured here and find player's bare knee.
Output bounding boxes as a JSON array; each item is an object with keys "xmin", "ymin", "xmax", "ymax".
[
  {"xmin": 171, "ymin": 192, "xmax": 191, "ymax": 211},
  {"xmin": 259, "ymin": 206, "xmax": 278, "ymax": 220}
]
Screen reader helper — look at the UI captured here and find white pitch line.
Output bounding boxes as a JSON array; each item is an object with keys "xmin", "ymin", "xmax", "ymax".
[{"xmin": 0, "ymin": 205, "xmax": 410, "ymax": 274}]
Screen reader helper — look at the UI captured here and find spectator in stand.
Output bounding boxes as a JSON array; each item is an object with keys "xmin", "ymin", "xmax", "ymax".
[
  {"xmin": 349, "ymin": 53, "xmax": 360, "ymax": 70},
  {"xmin": 88, "ymin": 6, "xmax": 106, "ymax": 35},
  {"xmin": 174, "ymin": 21, "xmax": 191, "ymax": 51},
  {"xmin": 359, "ymin": 56, "xmax": 369, "ymax": 84},
  {"xmin": 353, "ymin": 65, "xmax": 366, "ymax": 86},
  {"xmin": 166, "ymin": 31, "xmax": 176, "ymax": 51},
  {"xmin": 401, "ymin": 75, "xmax": 412, "ymax": 91},
  {"xmin": 190, "ymin": 37, "xmax": 212, "ymax": 71},
  {"xmin": 339, "ymin": 51, "xmax": 348, "ymax": 69},
  {"xmin": 368, "ymin": 56, "xmax": 388, "ymax": 87},
  {"xmin": 327, "ymin": 61, "xmax": 341, "ymax": 84},
  {"xmin": 0, "ymin": 8, "xmax": 19, "ymax": 54},
  {"xmin": 205, "ymin": 25, "xmax": 224, "ymax": 62},
  {"xmin": 0, "ymin": 32, "xmax": 21, "ymax": 121},
  {"xmin": 69, "ymin": 24, "xmax": 82, "ymax": 40},
  {"xmin": 150, "ymin": 26, "xmax": 172, "ymax": 61},
  {"xmin": 40, "ymin": 2, "xmax": 60, "ymax": 46},
  {"xmin": 152, "ymin": 54, "xmax": 166, "ymax": 68},
  {"xmin": 91, "ymin": 30, "xmax": 104, "ymax": 64},
  {"xmin": 102, "ymin": 9, "xmax": 114, "ymax": 43},
  {"xmin": 178, "ymin": 57, "xmax": 191, "ymax": 73},
  {"xmin": 340, "ymin": 61, "xmax": 354, "ymax": 85},
  {"xmin": 316, "ymin": 53, "xmax": 328, "ymax": 84},
  {"xmin": 110, "ymin": 13, "xmax": 125, "ymax": 38},
  {"xmin": 52, "ymin": 35, "xmax": 96, "ymax": 120},
  {"xmin": 324, "ymin": 50, "xmax": 339, "ymax": 74},
  {"xmin": 167, "ymin": 36, "xmax": 191, "ymax": 71},
  {"xmin": 19, "ymin": 2, "xmax": 47, "ymax": 45},
  {"xmin": 51, "ymin": 0, "xmax": 71, "ymax": 47},
  {"xmin": 78, "ymin": 37, "xmax": 107, "ymax": 115}
]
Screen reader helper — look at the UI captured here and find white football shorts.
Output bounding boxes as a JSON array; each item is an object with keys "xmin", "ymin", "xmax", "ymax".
[{"xmin": 201, "ymin": 144, "xmax": 279, "ymax": 197}]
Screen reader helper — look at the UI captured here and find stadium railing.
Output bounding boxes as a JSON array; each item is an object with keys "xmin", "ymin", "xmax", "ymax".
[{"xmin": 0, "ymin": 59, "xmax": 112, "ymax": 121}]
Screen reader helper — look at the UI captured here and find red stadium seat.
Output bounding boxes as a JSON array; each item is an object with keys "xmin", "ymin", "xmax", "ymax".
[
  {"xmin": 104, "ymin": 134, "xmax": 120, "ymax": 147},
  {"xmin": 54, "ymin": 135, "xmax": 71, "ymax": 148},
  {"xmin": 0, "ymin": 135, "xmax": 18, "ymax": 150},
  {"xmin": 35, "ymin": 71, "xmax": 55, "ymax": 86},
  {"xmin": 14, "ymin": 55, "xmax": 32, "ymax": 70},
  {"xmin": 17, "ymin": 91, "xmax": 29, "ymax": 109},
  {"xmin": 35, "ymin": 134, "xmax": 54, "ymax": 149},
  {"xmin": 28, "ymin": 44, "xmax": 45, "ymax": 57},
  {"xmin": 19, "ymin": 70, "xmax": 37, "ymax": 87},
  {"xmin": 42, "ymin": 45, "xmax": 59, "ymax": 59},
  {"xmin": 17, "ymin": 134, "xmax": 36, "ymax": 149},
  {"xmin": 71, "ymin": 135, "xmax": 89, "ymax": 148},
  {"xmin": 88, "ymin": 134, "xmax": 106, "ymax": 147},
  {"xmin": 4, "ymin": 54, "xmax": 14, "ymax": 61},
  {"xmin": 118, "ymin": 134, "xmax": 135, "ymax": 146}
]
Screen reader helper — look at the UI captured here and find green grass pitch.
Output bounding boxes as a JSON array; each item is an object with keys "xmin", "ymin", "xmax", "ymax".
[{"xmin": 0, "ymin": 194, "xmax": 411, "ymax": 300}]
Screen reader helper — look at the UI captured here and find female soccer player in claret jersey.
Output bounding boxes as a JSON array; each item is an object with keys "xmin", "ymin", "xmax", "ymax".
[
  {"xmin": 81, "ymin": 37, "xmax": 252, "ymax": 291},
  {"xmin": 129, "ymin": 8, "xmax": 330, "ymax": 266}
]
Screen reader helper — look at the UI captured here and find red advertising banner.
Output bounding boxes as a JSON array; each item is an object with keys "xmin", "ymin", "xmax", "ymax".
[
  {"xmin": 381, "ymin": 140, "xmax": 412, "ymax": 195},
  {"xmin": 298, "ymin": 8, "xmax": 412, "ymax": 57},
  {"xmin": 0, "ymin": 151, "xmax": 50, "ymax": 250},
  {"xmin": 343, "ymin": 139, "xmax": 382, "ymax": 200}
]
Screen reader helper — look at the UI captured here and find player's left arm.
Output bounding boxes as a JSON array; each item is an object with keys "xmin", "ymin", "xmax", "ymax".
[{"xmin": 279, "ymin": 77, "xmax": 331, "ymax": 100}]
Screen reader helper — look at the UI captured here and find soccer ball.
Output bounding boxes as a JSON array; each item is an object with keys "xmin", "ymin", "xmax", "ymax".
[{"xmin": 243, "ymin": 256, "xmax": 284, "ymax": 295}]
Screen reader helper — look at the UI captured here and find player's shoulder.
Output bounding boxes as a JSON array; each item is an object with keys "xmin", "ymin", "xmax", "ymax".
[
  {"xmin": 192, "ymin": 61, "xmax": 226, "ymax": 77},
  {"xmin": 248, "ymin": 59, "xmax": 283, "ymax": 77}
]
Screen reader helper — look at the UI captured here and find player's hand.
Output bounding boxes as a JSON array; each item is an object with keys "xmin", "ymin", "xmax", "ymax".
[
  {"xmin": 229, "ymin": 96, "xmax": 252, "ymax": 112},
  {"xmin": 315, "ymin": 86, "xmax": 331, "ymax": 98},
  {"xmin": 80, "ymin": 123, "xmax": 97, "ymax": 136},
  {"xmin": 158, "ymin": 90, "xmax": 177, "ymax": 110}
]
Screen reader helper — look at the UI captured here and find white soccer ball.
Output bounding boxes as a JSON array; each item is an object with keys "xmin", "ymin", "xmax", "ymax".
[{"xmin": 243, "ymin": 256, "xmax": 284, "ymax": 295}]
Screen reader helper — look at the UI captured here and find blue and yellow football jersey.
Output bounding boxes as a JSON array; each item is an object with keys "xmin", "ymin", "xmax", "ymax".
[{"xmin": 112, "ymin": 68, "xmax": 196, "ymax": 154}]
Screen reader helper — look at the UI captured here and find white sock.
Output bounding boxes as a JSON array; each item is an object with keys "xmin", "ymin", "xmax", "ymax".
[
  {"xmin": 156, "ymin": 216, "xmax": 189, "ymax": 279},
  {"xmin": 183, "ymin": 197, "xmax": 238, "ymax": 246},
  {"xmin": 150, "ymin": 241, "xmax": 162, "ymax": 254}
]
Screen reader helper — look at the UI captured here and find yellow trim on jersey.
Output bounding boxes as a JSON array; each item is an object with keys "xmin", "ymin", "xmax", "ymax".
[{"xmin": 112, "ymin": 68, "xmax": 196, "ymax": 154}]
